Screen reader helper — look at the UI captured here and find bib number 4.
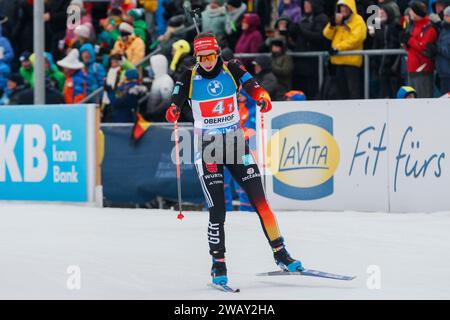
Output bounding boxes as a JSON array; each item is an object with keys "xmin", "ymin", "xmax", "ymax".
[
  {"xmin": 212, "ymin": 100, "xmax": 234, "ymax": 115},
  {"xmin": 212, "ymin": 101, "xmax": 225, "ymax": 115}
]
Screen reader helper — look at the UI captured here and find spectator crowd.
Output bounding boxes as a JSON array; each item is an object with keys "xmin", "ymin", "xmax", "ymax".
[{"xmin": 0, "ymin": 0, "xmax": 449, "ymax": 123}]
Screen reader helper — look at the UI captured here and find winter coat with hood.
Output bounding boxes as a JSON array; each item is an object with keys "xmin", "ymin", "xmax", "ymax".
[
  {"xmin": 133, "ymin": 18, "xmax": 148, "ymax": 43},
  {"xmin": 253, "ymin": 56, "xmax": 279, "ymax": 100},
  {"xmin": 404, "ymin": 15, "xmax": 438, "ymax": 73},
  {"xmin": 377, "ymin": 0, "xmax": 401, "ymax": 24},
  {"xmin": 0, "ymin": 61, "xmax": 10, "ymax": 92},
  {"xmin": 436, "ymin": 20, "xmax": 450, "ymax": 78},
  {"xmin": 20, "ymin": 65, "xmax": 33, "ymax": 87},
  {"xmin": 159, "ymin": 15, "xmax": 190, "ymax": 60},
  {"xmin": 11, "ymin": 0, "xmax": 34, "ymax": 55},
  {"xmin": 201, "ymin": 3, "xmax": 227, "ymax": 41},
  {"xmin": 278, "ymin": 0, "xmax": 302, "ymax": 24},
  {"xmin": 235, "ymin": 14, "xmax": 264, "ymax": 54},
  {"xmin": 0, "ymin": 0, "xmax": 19, "ymax": 39},
  {"xmin": 63, "ymin": 69, "xmax": 87, "ymax": 104},
  {"xmin": 27, "ymin": 52, "xmax": 66, "ymax": 92},
  {"xmin": 147, "ymin": 54, "xmax": 174, "ymax": 113},
  {"xmin": 225, "ymin": 2, "xmax": 247, "ymax": 49},
  {"xmin": 370, "ymin": 4, "xmax": 402, "ymax": 76},
  {"xmin": 323, "ymin": 0, "xmax": 367, "ymax": 67},
  {"xmin": 45, "ymin": 0, "xmax": 72, "ymax": 35},
  {"xmin": 290, "ymin": 0, "xmax": 330, "ymax": 76},
  {"xmin": 44, "ymin": 53, "xmax": 66, "ymax": 92},
  {"xmin": 29, "ymin": 52, "xmax": 66, "ymax": 92},
  {"xmin": 112, "ymin": 34, "xmax": 146, "ymax": 65},
  {"xmin": 271, "ymin": 39, "xmax": 294, "ymax": 95},
  {"xmin": 0, "ymin": 25, "xmax": 14, "ymax": 64},
  {"xmin": 274, "ymin": 16, "xmax": 296, "ymax": 50},
  {"xmin": 79, "ymin": 43, "xmax": 106, "ymax": 95}
]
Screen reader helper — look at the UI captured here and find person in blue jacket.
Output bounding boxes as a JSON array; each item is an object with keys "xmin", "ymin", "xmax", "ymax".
[
  {"xmin": 79, "ymin": 43, "xmax": 106, "ymax": 96},
  {"xmin": 0, "ymin": 58, "xmax": 11, "ymax": 95},
  {"xmin": 0, "ymin": 24, "xmax": 14, "ymax": 65},
  {"xmin": 0, "ymin": 21, "xmax": 13, "ymax": 93},
  {"xmin": 111, "ymin": 69, "xmax": 148, "ymax": 123}
]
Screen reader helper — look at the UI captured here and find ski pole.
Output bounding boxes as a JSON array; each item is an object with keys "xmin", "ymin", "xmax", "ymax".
[
  {"xmin": 174, "ymin": 120, "xmax": 184, "ymax": 220},
  {"xmin": 190, "ymin": 9, "xmax": 201, "ymax": 34},
  {"xmin": 260, "ymin": 106, "xmax": 267, "ymax": 191}
]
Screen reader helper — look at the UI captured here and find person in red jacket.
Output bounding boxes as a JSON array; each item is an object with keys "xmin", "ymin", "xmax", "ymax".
[{"xmin": 400, "ymin": 1, "xmax": 438, "ymax": 98}]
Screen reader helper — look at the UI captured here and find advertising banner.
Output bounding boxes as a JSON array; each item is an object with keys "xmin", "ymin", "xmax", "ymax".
[
  {"xmin": 258, "ymin": 99, "xmax": 450, "ymax": 212},
  {"xmin": 258, "ymin": 100, "xmax": 389, "ymax": 212},
  {"xmin": 388, "ymin": 99, "xmax": 450, "ymax": 212},
  {"xmin": 0, "ymin": 105, "xmax": 97, "ymax": 203}
]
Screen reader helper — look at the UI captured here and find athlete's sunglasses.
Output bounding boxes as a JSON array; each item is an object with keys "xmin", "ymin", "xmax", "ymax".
[{"xmin": 196, "ymin": 53, "xmax": 218, "ymax": 63}]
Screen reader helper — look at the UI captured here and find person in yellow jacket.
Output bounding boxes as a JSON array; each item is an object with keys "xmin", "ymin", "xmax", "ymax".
[
  {"xmin": 139, "ymin": 0, "xmax": 158, "ymax": 12},
  {"xmin": 323, "ymin": 0, "xmax": 367, "ymax": 99},
  {"xmin": 111, "ymin": 22, "xmax": 146, "ymax": 66}
]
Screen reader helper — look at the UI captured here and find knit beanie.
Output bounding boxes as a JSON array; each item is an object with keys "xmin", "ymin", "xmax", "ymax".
[
  {"xmin": 409, "ymin": 1, "xmax": 428, "ymax": 18},
  {"xmin": 444, "ymin": 6, "xmax": 450, "ymax": 17},
  {"xmin": 128, "ymin": 8, "xmax": 144, "ymax": 20},
  {"xmin": 119, "ymin": 22, "xmax": 134, "ymax": 35},
  {"xmin": 125, "ymin": 68, "xmax": 139, "ymax": 81},
  {"xmin": 74, "ymin": 24, "xmax": 91, "ymax": 39},
  {"xmin": 208, "ymin": 0, "xmax": 226, "ymax": 6},
  {"xmin": 226, "ymin": 0, "xmax": 242, "ymax": 7},
  {"xmin": 168, "ymin": 15, "xmax": 185, "ymax": 28},
  {"xmin": 397, "ymin": 86, "xmax": 417, "ymax": 99}
]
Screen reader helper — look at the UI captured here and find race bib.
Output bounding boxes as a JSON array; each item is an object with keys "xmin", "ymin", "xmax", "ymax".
[{"xmin": 199, "ymin": 96, "xmax": 235, "ymax": 118}]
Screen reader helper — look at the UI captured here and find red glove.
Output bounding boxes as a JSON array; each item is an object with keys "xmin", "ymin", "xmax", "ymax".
[
  {"xmin": 257, "ymin": 93, "xmax": 272, "ymax": 113},
  {"xmin": 166, "ymin": 103, "xmax": 181, "ymax": 122}
]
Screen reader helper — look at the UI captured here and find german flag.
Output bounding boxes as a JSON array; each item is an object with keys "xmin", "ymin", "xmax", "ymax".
[{"xmin": 131, "ymin": 112, "xmax": 152, "ymax": 142}]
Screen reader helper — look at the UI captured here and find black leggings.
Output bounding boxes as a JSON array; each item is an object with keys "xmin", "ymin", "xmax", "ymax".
[{"xmin": 194, "ymin": 130, "xmax": 284, "ymax": 258}]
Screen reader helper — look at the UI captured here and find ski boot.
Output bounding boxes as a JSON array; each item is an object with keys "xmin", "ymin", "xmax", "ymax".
[
  {"xmin": 273, "ymin": 245, "xmax": 304, "ymax": 272},
  {"xmin": 211, "ymin": 258, "xmax": 228, "ymax": 285}
]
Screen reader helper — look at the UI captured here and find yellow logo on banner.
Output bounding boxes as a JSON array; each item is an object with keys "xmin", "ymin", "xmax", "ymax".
[{"xmin": 267, "ymin": 124, "xmax": 340, "ymax": 189}]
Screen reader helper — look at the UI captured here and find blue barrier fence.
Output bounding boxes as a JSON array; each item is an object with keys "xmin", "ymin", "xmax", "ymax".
[{"xmin": 101, "ymin": 123, "xmax": 204, "ymax": 206}]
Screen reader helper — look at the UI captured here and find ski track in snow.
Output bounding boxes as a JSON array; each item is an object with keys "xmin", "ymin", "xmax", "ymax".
[{"xmin": 1, "ymin": 204, "xmax": 449, "ymax": 299}]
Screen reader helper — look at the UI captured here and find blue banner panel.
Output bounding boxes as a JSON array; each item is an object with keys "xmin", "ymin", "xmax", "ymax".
[
  {"xmin": 0, "ymin": 105, "xmax": 88, "ymax": 202},
  {"xmin": 101, "ymin": 124, "xmax": 204, "ymax": 206}
]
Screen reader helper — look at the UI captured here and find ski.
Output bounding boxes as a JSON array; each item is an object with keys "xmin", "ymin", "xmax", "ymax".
[
  {"xmin": 256, "ymin": 269, "xmax": 356, "ymax": 281},
  {"xmin": 208, "ymin": 283, "xmax": 241, "ymax": 293}
]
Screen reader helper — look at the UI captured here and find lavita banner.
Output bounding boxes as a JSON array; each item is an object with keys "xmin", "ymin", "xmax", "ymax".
[{"xmin": 257, "ymin": 99, "xmax": 450, "ymax": 212}]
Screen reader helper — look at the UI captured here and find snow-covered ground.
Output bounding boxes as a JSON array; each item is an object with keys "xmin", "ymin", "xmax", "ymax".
[{"xmin": 1, "ymin": 204, "xmax": 449, "ymax": 300}]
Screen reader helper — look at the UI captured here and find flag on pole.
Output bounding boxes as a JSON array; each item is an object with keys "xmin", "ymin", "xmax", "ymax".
[{"xmin": 131, "ymin": 112, "xmax": 152, "ymax": 142}]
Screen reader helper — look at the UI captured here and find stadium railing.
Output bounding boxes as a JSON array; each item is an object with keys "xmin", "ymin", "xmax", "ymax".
[
  {"xmin": 235, "ymin": 49, "xmax": 407, "ymax": 99},
  {"xmin": 82, "ymin": 48, "xmax": 406, "ymax": 104}
]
